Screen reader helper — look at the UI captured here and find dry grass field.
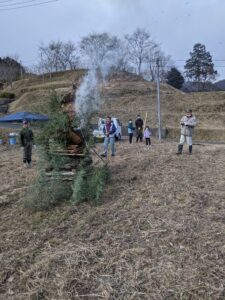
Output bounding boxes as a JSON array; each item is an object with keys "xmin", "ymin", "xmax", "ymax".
[{"xmin": 1, "ymin": 140, "xmax": 225, "ymax": 299}]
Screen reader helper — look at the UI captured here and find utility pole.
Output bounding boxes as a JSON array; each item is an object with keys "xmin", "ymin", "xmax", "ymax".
[
  {"xmin": 156, "ymin": 58, "xmax": 162, "ymax": 141},
  {"xmin": 20, "ymin": 66, "xmax": 23, "ymax": 80}
]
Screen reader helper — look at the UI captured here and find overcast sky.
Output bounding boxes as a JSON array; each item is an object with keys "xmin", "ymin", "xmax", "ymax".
[{"xmin": 1, "ymin": 0, "xmax": 225, "ymax": 78}]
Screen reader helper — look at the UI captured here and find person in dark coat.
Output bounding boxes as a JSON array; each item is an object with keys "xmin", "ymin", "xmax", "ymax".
[
  {"xmin": 19, "ymin": 119, "xmax": 34, "ymax": 167},
  {"xmin": 135, "ymin": 114, "xmax": 144, "ymax": 142}
]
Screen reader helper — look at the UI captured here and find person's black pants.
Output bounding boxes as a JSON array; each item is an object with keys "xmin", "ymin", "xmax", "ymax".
[
  {"xmin": 129, "ymin": 133, "xmax": 133, "ymax": 144},
  {"xmin": 145, "ymin": 138, "xmax": 151, "ymax": 145},
  {"xmin": 136, "ymin": 129, "xmax": 143, "ymax": 142},
  {"xmin": 23, "ymin": 145, "xmax": 32, "ymax": 163}
]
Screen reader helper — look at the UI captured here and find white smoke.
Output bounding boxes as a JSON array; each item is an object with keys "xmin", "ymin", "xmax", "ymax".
[
  {"xmin": 75, "ymin": 34, "xmax": 126, "ymax": 125},
  {"xmin": 75, "ymin": 69, "xmax": 100, "ymax": 124}
]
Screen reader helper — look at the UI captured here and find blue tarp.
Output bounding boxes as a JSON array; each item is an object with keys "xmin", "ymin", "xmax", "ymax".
[{"xmin": 0, "ymin": 111, "xmax": 49, "ymax": 122}]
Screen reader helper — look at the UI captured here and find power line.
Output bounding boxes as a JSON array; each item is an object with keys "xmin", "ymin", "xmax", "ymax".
[
  {"xmin": 165, "ymin": 65, "xmax": 225, "ymax": 68},
  {"xmin": 0, "ymin": 0, "xmax": 24, "ymax": 3},
  {"xmin": 0, "ymin": 0, "xmax": 44, "ymax": 7},
  {"xmin": 0, "ymin": 0, "xmax": 58, "ymax": 10},
  {"xmin": 174, "ymin": 59, "xmax": 225, "ymax": 62},
  {"xmin": 0, "ymin": 0, "xmax": 39, "ymax": 4}
]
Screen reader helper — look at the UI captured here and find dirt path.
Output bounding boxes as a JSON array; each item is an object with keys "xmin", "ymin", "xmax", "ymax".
[{"xmin": 1, "ymin": 140, "xmax": 225, "ymax": 299}]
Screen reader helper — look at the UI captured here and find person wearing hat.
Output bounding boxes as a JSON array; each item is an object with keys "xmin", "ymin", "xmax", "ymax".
[
  {"xmin": 19, "ymin": 119, "xmax": 34, "ymax": 167},
  {"xmin": 176, "ymin": 109, "xmax": 197, "ymax": 155}
]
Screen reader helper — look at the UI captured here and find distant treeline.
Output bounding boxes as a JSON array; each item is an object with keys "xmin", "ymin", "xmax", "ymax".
[{"xmin": 0, "ymin": 57, "xmax": 25, "ymax": 84}]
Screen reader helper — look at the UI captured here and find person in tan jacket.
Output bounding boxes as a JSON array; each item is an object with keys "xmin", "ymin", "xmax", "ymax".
[{"xmin": 176, "ymin": 109, "xmax": 197, "ymax": 155}]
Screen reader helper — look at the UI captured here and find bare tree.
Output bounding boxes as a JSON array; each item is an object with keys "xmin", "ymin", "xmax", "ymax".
[
  {"xmin": 80, "ymin": 32, "xmax": 120, "ymax": 68},
  {"xmin": 61, "ymin": 41, "xmax": 79, "ymax": 70},
  {"xmin": 38, "ymin": 40, "xmax": 79, "ymax": 78},
  {"xmin": 145, "ymin": 47, "xmax": 171, "ymax": 82},
  {"xmin": 124, "ymin": 28, "xmax": 155, "ymax": 75},
  {"xmin": 38, "ymin": 42, "xmax": 55, "ymax": 79},
  {"xmin": 110, "ymin": 40, "xmax": 132, "ymax": 72}
]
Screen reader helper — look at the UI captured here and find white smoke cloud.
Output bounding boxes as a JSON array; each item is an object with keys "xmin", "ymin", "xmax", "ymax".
[
  {"xmin": 75, "ymin": 69, "xmax": 100, "ymax": 123},
  {"xmin": 75, "ymin": 34, "xmax": 125, "ymax": 124}
]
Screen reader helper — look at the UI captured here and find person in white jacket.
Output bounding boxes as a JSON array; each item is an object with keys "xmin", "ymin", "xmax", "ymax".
[{"xmin": 176, "ymin": 109, "xmax": 197, "ymax": 155}]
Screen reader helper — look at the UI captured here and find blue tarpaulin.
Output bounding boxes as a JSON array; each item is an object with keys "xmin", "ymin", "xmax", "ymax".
[{"xmin": 0, "ymin": 111, "xmax": 49, "ymax": 122}]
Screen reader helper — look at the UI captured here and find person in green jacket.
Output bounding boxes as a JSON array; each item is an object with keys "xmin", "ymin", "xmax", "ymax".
[{"xmin": 19, "ymin": 119, "xmax": 34, "ymax": 167}]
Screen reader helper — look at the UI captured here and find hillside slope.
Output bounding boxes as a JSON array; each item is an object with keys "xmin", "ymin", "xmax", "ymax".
[
  {"xmin": 2, "ymin": 70, "xmax": 225, "ymax": 141},
  {"xmin": 1, "ymin": 141, "xmax": 225, "ymax": 299},
  {"xmin": 3, "ymin": 70, "xmax": 86, "ymax": 114},
  {"xmin": 99, "ymin": 73, "xmax": 225, "ymax": 141}
]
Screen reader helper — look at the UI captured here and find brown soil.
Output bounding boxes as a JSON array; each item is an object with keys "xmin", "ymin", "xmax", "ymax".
[{"xmin": 1, "ymin": 140, "xmax": 225, "ymax": 299}]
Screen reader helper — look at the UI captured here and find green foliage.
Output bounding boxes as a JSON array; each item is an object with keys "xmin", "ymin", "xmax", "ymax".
[
  {"xmin": 0, "ymin": 92, "xmax": 15, "ymax": 99},
  {"xmin": 24, "ymin": 170, "xmax": 73, "ymax": 211},
  {"xmin": 88, "ymin": 167, "xmax": 109, "ymax": 202},
  {"xmin": 25, "ymin": 92, "xmax": 76, "ymax": 211},
  {"xmin": 37, "ymin": 92, "xmax": 71, "ymax": 149},
  {"xmin": 71, "ymin": 155, "xmax": 110, "ymax": 204},
  {"xmin": 166, "ymin": 68, "xmax": 184, "ymax": 90},
  {"xmin": 24, "ymin": 146, "xmax": 73, "ymax": 210},
  {"xmin": 25, "ymin": 91, "xmax": 109, "ymax": 211},
  {"xmin": 71, "ymin": 168, "xmax": 88, "ymax": 203},
  {"xmin": 184, "ymin": 43, "xmax": 217, "ymax": 83}
]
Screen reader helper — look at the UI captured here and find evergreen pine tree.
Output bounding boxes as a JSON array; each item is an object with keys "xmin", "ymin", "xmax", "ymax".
[
  {"xmin": 166, "ymin": 67, "xmax": 184, "ymax": 89},
  {"xmin": 184, "ymin": 43, "xmax": 217, "ymax": 83}
]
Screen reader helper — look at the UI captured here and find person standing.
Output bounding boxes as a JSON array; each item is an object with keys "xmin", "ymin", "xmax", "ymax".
[
  {"xmin": 127, "ymin": 119, "xmax": 135, "ymax": 144},
  {"xmin": 102, "ymin": 116, "xmax": 116, "ymax": 157},
  {"xmin": 20, "ymin": 119, "xmax": 34, "ymax": 167},
  {"xmin": 135, "ymin": 114, "xmax": 144, "ymax": 142},
  {"xmin": 144, "ymin": 126, "xmax": 152, "ymax": 148},
  {"xmin": 176, "ymin": 109, "xmax": 197, "ymax": 155}
]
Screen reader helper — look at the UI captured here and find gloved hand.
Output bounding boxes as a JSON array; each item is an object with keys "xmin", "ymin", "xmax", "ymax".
[{"xmin": 181, "ymin": 122, "xmax": 185, "ymax": 126}]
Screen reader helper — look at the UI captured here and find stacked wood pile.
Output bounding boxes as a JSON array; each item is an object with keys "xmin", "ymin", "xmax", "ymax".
[
  {"xmin": 49, "ymin": 144, "xmax": 84, "ymax": 157},
  {"xmin": 48, "ymin": 87, "xmax": 86, "ymax": 160}
]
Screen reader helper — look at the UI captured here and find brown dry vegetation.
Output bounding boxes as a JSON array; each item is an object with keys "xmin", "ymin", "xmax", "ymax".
[
  {"xmin": 2, "ymin": 70, "xmax": 225, "ymax": 141},
  {"xmin": 1, "ymin": 141, "xmax": 225, "ymax": 299},
  {"xmin": 99, "ymin": 73, "xmax": 225, "ymax": 141},
  {"xmin": 4, "ymin": 70, "xmax": 86, "ymax": 114}
]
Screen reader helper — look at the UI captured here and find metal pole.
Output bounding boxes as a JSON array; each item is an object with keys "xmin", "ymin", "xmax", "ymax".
[
  {"xmin": 156, "ymin": 58, "xmax": 161, "ymax": 141},
  {"xmin": 20, "ymin": 67, "xmax": 23, "ymax": 80}
]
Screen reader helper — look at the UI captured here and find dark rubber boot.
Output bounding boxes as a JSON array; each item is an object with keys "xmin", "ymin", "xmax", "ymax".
[
  {"xmin": 176, "ymin": 144, "xmax": 183, "ymax": 155},
  {"xmin": 189, "ymin": 145, "xmax": 192, "ymax": 155}
]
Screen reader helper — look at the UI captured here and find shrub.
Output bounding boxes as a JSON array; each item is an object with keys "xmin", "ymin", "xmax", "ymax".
[
  {"xmin": 71, "ymin": 163, "xmax": 110, "ymax": 204},
  {"xmin": 24, "ymin": 170, "xmax": 73, "ymax": 211},
  {"xmin": 0, "ymin": 92, "xmax": 15, "ymax": 99}
]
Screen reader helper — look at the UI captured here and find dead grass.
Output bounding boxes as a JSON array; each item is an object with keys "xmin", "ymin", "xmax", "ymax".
[
  {"xmin": 100, "ymin": 77, "xmax": 225, "ymax": 131},
  {"xmin": 1, "ymin": 140, "xmax": 225, "ymax": 299},
  {"xmin": 3, "ymin": 69, "xmax": 86, "ymax": 114},
  {"xmin": 9, "ymin": 88, "xmax": 72, "ymax": 114},
  {"xmin": 2, "ymin": 70, "xmax": 225, "ymax": 139}
]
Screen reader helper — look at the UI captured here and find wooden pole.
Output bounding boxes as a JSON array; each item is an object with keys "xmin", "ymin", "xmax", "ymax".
[{"xmin": 143, "ymin": 111, "xmax": 148, "ymax": 132}]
